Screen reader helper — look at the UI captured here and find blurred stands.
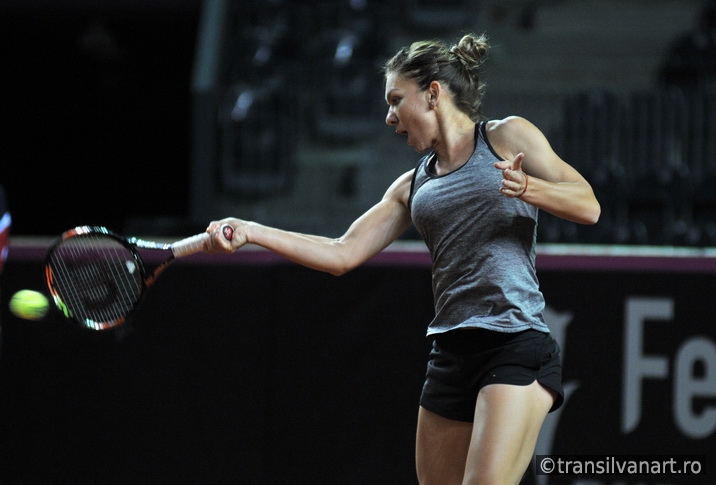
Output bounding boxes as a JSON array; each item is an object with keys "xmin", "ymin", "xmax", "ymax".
[
  {"xmin": 548, "ymin": 88, "xmax": 716, "ymax": 246},
  {"xmin": 190, "ymin": 0, "xmax": 716, "ymax": 245}
]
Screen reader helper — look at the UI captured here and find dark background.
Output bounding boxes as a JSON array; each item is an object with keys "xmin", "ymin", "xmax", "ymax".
[
  {"xmin": 0, "ymin": 250, "xmax": 434, "ymax": 484},
  {"xmin": 1, "ymin": 2, "xmax": 201, "ymax": 236},
  {"xmin": 1, "ymin": 248, "xmax": 715, "ymax": 484}
]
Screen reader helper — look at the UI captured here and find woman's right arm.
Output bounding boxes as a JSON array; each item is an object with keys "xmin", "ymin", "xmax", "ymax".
[{"xmin": 205, "ymin": 169, "xmax": 415, "ymax": 276}]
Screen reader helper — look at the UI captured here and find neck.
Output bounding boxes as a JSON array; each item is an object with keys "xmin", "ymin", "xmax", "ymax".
[{"xmin": 433, "ymin": 121, "xmax": 477, "ymax": 175}]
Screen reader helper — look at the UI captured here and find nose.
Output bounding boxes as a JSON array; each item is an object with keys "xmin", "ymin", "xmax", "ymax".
[{"xmin": 385, "ymin": 107, "xmax": 397, "ymax": 126}]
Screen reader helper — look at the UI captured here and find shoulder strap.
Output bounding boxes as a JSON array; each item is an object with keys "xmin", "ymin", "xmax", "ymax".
[{"xmin": 408, "ymin": 153, "xmax": 432, "ymax": 211}]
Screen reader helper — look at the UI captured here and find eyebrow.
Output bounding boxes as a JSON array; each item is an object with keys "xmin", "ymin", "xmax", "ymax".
[{"xmin": 385, "ymin": 88, "xmax": 399, "ymax": 103}]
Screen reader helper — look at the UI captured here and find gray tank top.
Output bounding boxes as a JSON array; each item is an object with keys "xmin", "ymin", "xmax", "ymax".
[{"xmin": 408, "ymin": 121, "xmax": 548, "ymax": 336}]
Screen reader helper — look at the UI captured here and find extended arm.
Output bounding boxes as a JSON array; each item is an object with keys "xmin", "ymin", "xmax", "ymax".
[{"xmin": 205, "ymin": 170, "xmax": 415, "ymax": 276}]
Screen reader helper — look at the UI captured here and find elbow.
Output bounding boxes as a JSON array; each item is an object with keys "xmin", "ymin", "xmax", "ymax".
[
  {"xmin": 581, "ymin": 202, "xmax": 601, "ymax": 225},
  {"xmin": 565, "ymin": 202, "xmax": 601, "ymax": 225},
  {"xmin": 328, "ymin": 266, "xmax": 350, "ymax": 277},
  {"xmin": 326, "ymin": 256, "xmax": 356, "ymax": 277},
  {"xmin": 325, "ymin": 239, "xmax": 363, "ymax": 276},
  {"xmin": 329, "ymin": 258, "xmax": 362, "ymax": 276},
  {"xmin": 574, "ymin": 186, "xmax": 601, "ymax": 225}
]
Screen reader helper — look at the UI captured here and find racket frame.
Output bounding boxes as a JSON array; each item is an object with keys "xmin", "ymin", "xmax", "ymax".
[
  {"xmin": 45, "ymin": 224, "xmax": 229, "ymax": 330},
  {"xmin": 45, "ymin": 226, "xmax": 188, "ymax": 330}
]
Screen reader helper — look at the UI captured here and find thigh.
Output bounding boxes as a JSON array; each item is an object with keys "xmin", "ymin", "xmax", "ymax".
[
  {"xmin": 465, "ymin": 381, "xmax": 556, "ymax": 485},
  {"xmin": 415, "ymin": 406, "xmax": 472, "ymax": 485}
]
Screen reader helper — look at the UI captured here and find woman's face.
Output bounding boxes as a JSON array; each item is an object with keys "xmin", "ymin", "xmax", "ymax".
[{"xmin": 384, "ymin": 72, "xmax": 435, "ymax": 153}]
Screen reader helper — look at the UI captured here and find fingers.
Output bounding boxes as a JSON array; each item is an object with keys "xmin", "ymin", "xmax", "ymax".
[
  {"xmin": 499, "ymin": 176, "xmax": 525, "ymax": 197},
  {"xmin": 498, "ymin": 166, "xmax": 528, "ymax": 198},
  {"xmin": 203, "ymin": 221, "xmax": 233, "ymax": 254},
  {"xmin": 493, "ymin": 152, "xmax": 524, "ymax": 171},
  {"xmin": 203, "ymin": 219, "xmax": 249, "ymax": 254},
  {"xmin": 511, "ymin": 152, "xmax": 525, "ymax": 171},
  {"xmin": 205, "ymin": 221, "xmax": 221, "ymax": 236}
]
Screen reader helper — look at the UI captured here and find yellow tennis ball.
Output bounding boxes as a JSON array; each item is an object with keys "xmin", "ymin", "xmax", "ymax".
[{"xmin": 9, "ymin": 290, "xmax": 50, "ymax": 321}]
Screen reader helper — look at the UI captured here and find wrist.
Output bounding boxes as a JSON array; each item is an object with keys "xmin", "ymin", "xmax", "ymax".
[{"xmin": 244, "ymin": 221, "xmax": 258, "ymax": 244}]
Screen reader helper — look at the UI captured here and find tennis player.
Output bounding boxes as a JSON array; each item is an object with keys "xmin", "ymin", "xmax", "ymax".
[{"xmin": 205, "ymin": 33, "xmax": 600, "ymax": 485}]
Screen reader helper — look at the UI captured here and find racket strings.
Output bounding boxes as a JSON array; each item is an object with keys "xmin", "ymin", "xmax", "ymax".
[{"xmin": 48, "ymin": 234, "xmax": 143, "ymax": 328}]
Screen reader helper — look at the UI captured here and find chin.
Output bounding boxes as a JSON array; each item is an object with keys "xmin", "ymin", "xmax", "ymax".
[{"xmin": 413, "ymin": 142, "xmax": 431, "ymax": 153}]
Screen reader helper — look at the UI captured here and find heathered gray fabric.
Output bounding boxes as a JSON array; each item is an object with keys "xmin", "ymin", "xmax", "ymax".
[{"xmin": 408, "ymin": 121, "xmax": 549, "ymax": 336}]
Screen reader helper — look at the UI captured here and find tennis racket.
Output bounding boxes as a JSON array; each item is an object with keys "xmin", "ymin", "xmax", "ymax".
[{"xmin": 44, "ymin": 224, "xmax": 233, "ymax": 331}]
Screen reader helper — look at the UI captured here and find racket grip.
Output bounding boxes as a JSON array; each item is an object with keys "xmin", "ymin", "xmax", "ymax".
[{"xmin": 171, "ymin": 224, "xmax": 234, "ymax": 258}]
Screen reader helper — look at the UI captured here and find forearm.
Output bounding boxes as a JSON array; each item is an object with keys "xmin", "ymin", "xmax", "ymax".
[
  {"xmin": 520, "ymin": 175, "xmax": 601, "ymax": 224},
  {"xmin": 245, "ymin": 222, "xmax": 353, "ymax": 276}
]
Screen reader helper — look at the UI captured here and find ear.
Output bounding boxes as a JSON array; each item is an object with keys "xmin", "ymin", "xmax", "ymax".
[{"xmin": 427, "ymin": 81, "xmax": 442, "ymax": 107}]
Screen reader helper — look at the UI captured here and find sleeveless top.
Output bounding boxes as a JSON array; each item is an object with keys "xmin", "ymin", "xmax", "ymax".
[{"xmin": 408, "ymin": 121, "xmax": 549, "ymax": 336}]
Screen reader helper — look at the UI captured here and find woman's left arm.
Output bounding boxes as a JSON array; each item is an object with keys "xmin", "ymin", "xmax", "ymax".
[{"xmin": 490, "ymin": 116, "xmax": 601, "ymax": 224}]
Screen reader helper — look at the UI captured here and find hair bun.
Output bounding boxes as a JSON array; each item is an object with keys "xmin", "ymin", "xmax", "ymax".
[{"xmin": 451, "ymin": 33, "xmax": 489, "ymax": 70}]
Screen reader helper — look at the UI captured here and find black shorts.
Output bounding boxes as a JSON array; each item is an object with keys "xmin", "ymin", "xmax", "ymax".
[{"xmin": 419, "ymin": 328, "xmax": 564, "ymax": 422}]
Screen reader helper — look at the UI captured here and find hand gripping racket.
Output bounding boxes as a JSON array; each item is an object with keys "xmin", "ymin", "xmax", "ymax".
[{"xmin": 45, "ymin": 225, "xmax": 233, "ymax": 330}]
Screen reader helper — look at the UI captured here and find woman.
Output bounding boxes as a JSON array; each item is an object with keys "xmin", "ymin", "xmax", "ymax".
[{"xmin": 204, "ymin": 33, "xmax": 600, "ymax": 485}]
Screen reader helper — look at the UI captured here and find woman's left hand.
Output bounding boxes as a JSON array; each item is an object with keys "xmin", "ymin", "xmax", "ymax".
[{"xmin": 495, "ymin": 153, "xmax": 528, "ymax": 198}]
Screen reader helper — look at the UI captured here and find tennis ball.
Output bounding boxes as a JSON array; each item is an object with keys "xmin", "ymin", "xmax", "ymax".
[{"xmin": 9, "ymin": 289, "xmax": 50, "ymax": 321}]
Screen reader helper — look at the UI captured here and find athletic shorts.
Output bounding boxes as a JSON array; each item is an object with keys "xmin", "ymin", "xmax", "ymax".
[{"xmin": 419, "ymin": 328, "xmax": 564, "ymax": 422}]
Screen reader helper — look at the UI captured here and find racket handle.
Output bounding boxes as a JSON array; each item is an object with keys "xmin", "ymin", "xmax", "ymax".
[
  {"xmin": 171, "ymin": 233, "xmax": 209, "ymax": 258},
  {"xmin": 171, "ymin": 224, "xmax": 234, "ymax": 258}
]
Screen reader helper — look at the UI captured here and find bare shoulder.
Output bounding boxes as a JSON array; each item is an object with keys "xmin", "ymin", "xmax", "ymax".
[
  {"xmin": 384, "ymin": 169, "xmax": 415, "ymax": 207},
  {"xmin": 485, "ymin": 116, "xmax": 538, "ymax": 140},
  {"xmin": 485, "ymin": 116, "xmax": 549, "ymax": 159}
]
